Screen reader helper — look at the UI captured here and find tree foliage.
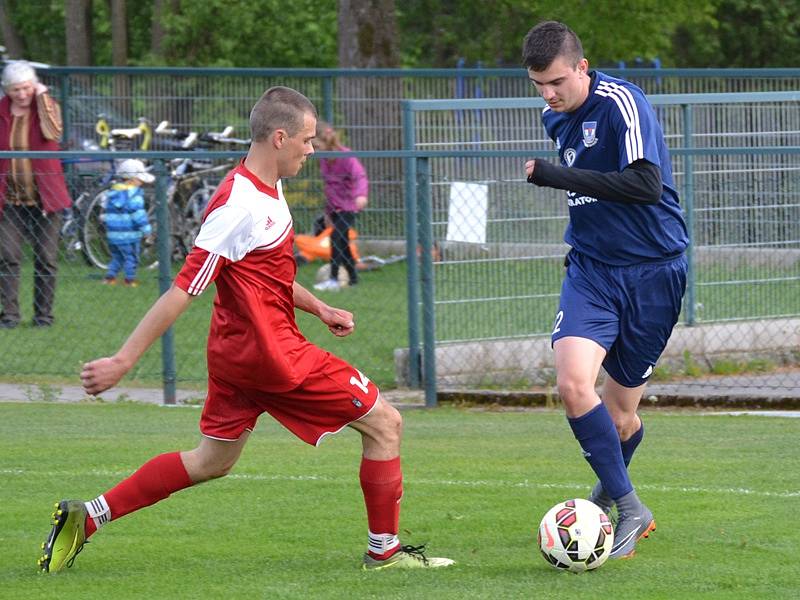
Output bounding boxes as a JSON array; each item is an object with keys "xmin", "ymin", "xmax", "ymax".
[
  {"xmin": 396, "ymin": 0, "xmax": 718, "ymax": 67},
  {"xmin": 672, "ymin": 0, "xmax": 800, "ymax": 67},
  {"xmin": 0, "ymin": 0, "xmax": 798, "ymax": 68}
]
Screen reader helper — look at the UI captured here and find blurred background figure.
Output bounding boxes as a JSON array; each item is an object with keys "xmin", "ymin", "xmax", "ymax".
[
  {"xmin": 102, "ymin": 158, "xmax": 154, "ymax": 288},
  {"xmin": 0, "ymin": 61, "xmax": 72, "ymax": 328},
  {"xmin": 313, "ymin": 121, "xmax": 368, "ymax": 291}
]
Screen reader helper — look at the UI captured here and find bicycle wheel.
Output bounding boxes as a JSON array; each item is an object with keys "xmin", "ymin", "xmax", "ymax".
[
  {"xmin": 139, "ymin": 188, "xmax": 160, "ymax": 271},
  {"xmin": 81, "ymin": 190, "xmax": 111, "ymax": 270},
  {"xmin": 179, "ymin": 182, "xmax": 214, "ymax": 254},
  {"xmin": 59, "ymin": 206, "xmax": 83, "ymax": 262}
]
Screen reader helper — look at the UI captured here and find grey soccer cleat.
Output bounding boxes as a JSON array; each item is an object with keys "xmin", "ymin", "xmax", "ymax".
[
  {"xmin": 610, "ymin": 492, "xmax": 656, "ymax": 559},
  {"xmin": 587, "ymin": 480, "xmax": 615, "ymax": 517}
]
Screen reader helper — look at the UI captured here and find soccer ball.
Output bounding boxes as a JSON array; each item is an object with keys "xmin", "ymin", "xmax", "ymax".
[{"xmin": 537, "ymin": 498, "xmax": 614, "ymax": 573}]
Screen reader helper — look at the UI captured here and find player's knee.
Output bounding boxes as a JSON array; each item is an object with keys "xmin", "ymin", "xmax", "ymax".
[
  {"xmin": 556, "ymin": 376, "xmax": 594, "ymax": 406},
  {"xmin": 375, "ymin": 402, "xmax": 403, "ymax": 447}
]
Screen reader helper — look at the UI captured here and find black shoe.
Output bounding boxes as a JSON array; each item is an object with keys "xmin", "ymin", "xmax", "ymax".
[
  {"xmin": 0, "ymin": 319, "xmax": 18, "ymax": 329},
  {"xmin": 32, "ymin": 318, "xmax": 53, "ymax": 327}
]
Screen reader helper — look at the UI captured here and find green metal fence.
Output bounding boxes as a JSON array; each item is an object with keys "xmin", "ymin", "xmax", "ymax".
[
  {"xmin": 403, "ymin": 91, "xmax": 800, "ymax": 404},
  {"xmin": 37, "ymin": 66, "xmax": 800, "ymax": 249},
  {"xmin": 1, "ymin": 78, "xmax": 799, "ymax": 405}
]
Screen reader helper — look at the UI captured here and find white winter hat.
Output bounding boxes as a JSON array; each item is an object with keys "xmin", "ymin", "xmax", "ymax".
[{"xmin": 117, "ymin": 159, "xmax": 155, "ymax": 183}]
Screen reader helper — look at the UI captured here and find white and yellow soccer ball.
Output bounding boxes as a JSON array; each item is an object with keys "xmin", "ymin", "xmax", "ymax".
[{"xmin": 537, "ymin": 498, "xmax": 614, "ymax": 573}]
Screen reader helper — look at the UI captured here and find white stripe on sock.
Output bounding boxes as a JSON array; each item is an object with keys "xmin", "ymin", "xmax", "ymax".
[
  {"xmin": 368, "ymin": 531, "xmax": 400, "ymax": 555},
  {"xmin": 84, "ymin": 494, "xmax": 111, "ymax": 529}
]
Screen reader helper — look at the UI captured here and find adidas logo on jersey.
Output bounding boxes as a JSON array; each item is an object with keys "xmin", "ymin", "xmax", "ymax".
[
  {"xmin": 641, "ymin": 365, "xmax": 653, "ymax": 378},
  {"xmin": 264, "ymin": 216, "xmax": 275, "ymax": 230}
]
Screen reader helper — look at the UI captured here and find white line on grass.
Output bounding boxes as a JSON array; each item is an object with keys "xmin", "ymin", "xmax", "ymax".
[{"xmin": 2, "ymin": 468, "xmax": 798, "ymax": 499}]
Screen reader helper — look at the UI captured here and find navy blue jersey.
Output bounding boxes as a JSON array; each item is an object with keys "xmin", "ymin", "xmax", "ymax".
[{"xmin": 541, "ymin": 71, "xmax": 688, "ymax": 265}]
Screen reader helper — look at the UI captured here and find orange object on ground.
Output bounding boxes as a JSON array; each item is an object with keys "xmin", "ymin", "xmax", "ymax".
[{"xmin": 294, "ymin": 226, "xmax": 361, "ymax": 264}]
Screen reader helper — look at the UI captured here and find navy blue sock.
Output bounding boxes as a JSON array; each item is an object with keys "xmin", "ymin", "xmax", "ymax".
[
  {"xmin": 621, "ymin": 421, "xmax": 644, "ymax": 467},
  {"xmin": 568, "ymin": 403, "xmax": 633, "ymax": 500}
]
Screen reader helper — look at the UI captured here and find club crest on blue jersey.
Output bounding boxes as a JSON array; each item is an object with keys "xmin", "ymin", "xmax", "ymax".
[{"xmin": 582, "ymin": 121, "xmax": 598, "ymax": 147}]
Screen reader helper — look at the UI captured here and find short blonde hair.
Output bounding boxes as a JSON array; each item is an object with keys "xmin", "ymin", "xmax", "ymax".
[{"xmin": 2, "ymin": 61, "xmax": 38, "ymax": 89}]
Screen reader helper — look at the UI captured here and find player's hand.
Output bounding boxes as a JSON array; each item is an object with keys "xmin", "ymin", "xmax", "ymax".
[
  {"xmin": 319, "ymin": 305, "xmax": 355, "ymax": 337},
  {"xmin": 355, "ymin": 196, "xmax": 368, "ymax": 211},
  {"xmin": 80, "ymin": 356, "xmax": 129, "ymax": 395},
  {"xmin": 525, "ymin": 160, "xmax": 536, "ymax": 179}
]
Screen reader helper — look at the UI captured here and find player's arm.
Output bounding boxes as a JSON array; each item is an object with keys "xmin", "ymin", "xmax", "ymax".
[
  {"xmin": 81, "ymin": 285, "xmax": 193, "ymax": 394},
  {"xmin": 293, "ymin": 281, "xmax": 355, "ymax": 337},
  {"xmin": 525, "ymin": 159, "xmax": 662, "ymax": 205}
]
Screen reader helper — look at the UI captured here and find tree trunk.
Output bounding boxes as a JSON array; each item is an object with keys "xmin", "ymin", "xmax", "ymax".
[
  {"xmin": 151, "ymin": 0, "xmax": 180, "ymax": 58},
  {"xmin": 338, "ymin": 0, "xmax": 399, "ymax": 68},
  {"xmin": 337, "ymin": 0, "xmax": 403, "ymax": 219},
  {"xmin": 110, "ymin": 0, "xmax": 131, "ymax": 120},
  {"xmin": 0, "ymin": 0, "xmax": 26, "ymax": 59},
  {"xmin": 65, "ymin": 0, "xmax": 92, "ymax": 65},
  {"xmin": 150, "ymin": 0, "xmax": 193, "ymax": 135}
]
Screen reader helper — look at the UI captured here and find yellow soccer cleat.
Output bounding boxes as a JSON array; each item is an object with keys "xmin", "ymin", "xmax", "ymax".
[
  {"xmin": 362, "ymin": 544, "xmax": 455, "ymax": 570},
  {"xmin": 38, "ymin": 500, "xmax": 88, "ymax": 573}
]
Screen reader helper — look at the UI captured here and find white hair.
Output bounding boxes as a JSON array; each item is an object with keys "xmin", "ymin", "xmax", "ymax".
[{"xmin": 2, "ymin": 61, "xmax": 38, "ymax": 89}]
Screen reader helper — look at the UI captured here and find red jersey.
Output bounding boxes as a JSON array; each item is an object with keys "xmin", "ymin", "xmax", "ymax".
[{"xmin": 174, "ymin": 161, "xmax": 326, "ymax": 392}]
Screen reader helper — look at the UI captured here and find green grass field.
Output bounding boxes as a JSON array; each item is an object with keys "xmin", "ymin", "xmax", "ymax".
[{"xmin": 2, "ymin": 402, "xmax": 798, "ymax": 599}]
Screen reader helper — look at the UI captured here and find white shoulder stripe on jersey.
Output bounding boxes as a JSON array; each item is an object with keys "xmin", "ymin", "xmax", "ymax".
[
  {"xmin": 595, "ymin": 82, "xmax": 638, "ymax": 162},
  {"xmin": 595, "ymin": 81, "xmax": 643, "ymax": 164},
  {"xmin": 606, "ymin": 83, "xmax": 644, "ymax": 163},
  {"xmin": 188, "ymin": 252, "xmax": 220, "ymax": 295},
  {"xmin": 596, "ymin": 81, "xmax": 643, "ymax": 162}
]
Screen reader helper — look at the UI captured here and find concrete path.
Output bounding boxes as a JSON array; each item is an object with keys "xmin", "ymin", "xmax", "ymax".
[
  {"xmin": 1, "ymin": 372, "xmax": 797, "ymax": 411},
  {"xmin": 0, "ymin": 382, "xmax": 426, "ymax": 408}
]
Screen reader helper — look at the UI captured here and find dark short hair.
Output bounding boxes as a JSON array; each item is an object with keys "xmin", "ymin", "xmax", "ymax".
[
  {"xmin": 522, "ymin": 21, "xmax": 584, "ymax": 71},
  {"xmin": 249, "ymin": 86, "xmax": 318, "ymax": 142}
]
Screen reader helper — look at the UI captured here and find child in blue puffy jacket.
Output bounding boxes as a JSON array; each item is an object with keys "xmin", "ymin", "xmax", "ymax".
[{"xmin": 102, "ymin": 159, "xmax": 154, "ymax": 286}]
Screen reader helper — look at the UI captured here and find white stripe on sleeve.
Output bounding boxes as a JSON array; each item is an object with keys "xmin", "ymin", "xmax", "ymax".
[{"xmin": 188, "ymin": 252, "xmax": 220, "ymax": 295}]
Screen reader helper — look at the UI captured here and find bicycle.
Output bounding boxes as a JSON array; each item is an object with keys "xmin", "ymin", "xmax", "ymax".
[
  {"xmin": 79, "ymin": 120, "xmax": 248, "ymax": 270},
  {"xmin": 79, "ymin": 118, "xmax": 159, "ymax": 270},
  {"xmin": 59, "ymin": 149, "xmax": 115, "ymax": 264}
]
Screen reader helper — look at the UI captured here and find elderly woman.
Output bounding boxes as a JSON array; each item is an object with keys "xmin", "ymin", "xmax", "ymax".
[{"xmin": 0, "ymin": 61, "xmax": 71, "ymax": 328}]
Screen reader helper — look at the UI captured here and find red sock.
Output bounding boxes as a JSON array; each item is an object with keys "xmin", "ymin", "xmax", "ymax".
[
  {"xmin": 85, "ymin": 452, "xmax": 193, "ymax": 538},
  {"xmin": 360, "ymin": 456, "xmax": 402, "ymax": 559}
]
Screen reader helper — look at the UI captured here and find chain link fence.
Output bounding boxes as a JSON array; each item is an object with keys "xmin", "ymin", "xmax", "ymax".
[
  {"xmin": 0, "ymin": 150, "xmax": 417, "ymax": 398},
  {"xmin": 402, "ymin": 92, "xmax": 800, "ymax": 403},
  {"xmin": 2, "ymin": 71, "xmax": 799, "ymax": 403}
]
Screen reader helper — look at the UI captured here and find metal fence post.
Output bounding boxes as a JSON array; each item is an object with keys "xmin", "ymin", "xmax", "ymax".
[
  {"xmin": 416, "ymin": 157, "xmax": 437, "ymax": 407},
  {"xmin": 322, "ymin": 76, "xmax": 334, "ymax": 123},
  {"xmin": 402, "ymin": 101, "xmax": 421, "ymax": 387},
  {"xmin": 153, "ymin": 159, "xmax": 177, "ymax": 404},
  {"xmin": 682, "ymin": 103, "xmax": 696, "ymax": 326},
  {"xmin": 59, "ymin": 73, "xmax": 71, "ymax": 146}
]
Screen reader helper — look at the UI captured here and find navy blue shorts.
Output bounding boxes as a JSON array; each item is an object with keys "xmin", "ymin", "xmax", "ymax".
[{"xmin": 551, "ymin": 250, "xmax": 687, "ymax": 387}]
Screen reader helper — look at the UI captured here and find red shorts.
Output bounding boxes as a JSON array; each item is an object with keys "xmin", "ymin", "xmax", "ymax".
[{"xmin": 200, "ymin": 352, "xmax": 380, "ymax": 446}]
